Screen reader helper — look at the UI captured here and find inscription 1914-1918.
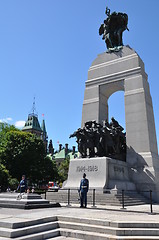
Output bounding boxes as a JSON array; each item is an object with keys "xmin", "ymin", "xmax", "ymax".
[{"xmin": 76, "ymin": 165, "xmax": 98, "ymax": 173}]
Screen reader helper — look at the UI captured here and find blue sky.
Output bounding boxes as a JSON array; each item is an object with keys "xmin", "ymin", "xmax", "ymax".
[{"xmin": 0, "ymin": 0, "xmax": 159, "ymax": 151}]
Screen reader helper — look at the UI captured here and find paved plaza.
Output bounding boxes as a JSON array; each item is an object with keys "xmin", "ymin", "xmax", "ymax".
[
  {"xmin": 1, "ymin": 203, "xmax": 159, "ymax": 223},
  {"xmin": 0, "ymin": 203, "xmax": 159, "ymax": 236}
]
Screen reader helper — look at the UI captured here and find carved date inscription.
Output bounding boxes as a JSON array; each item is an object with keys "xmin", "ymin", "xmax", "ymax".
[
  {"xmin": 114, "ymin": 166, "xmax": 124, "ymax": 173},
  {"xmin": 76, "ymin": 165, "xmax": 98, "ymax": 173}
]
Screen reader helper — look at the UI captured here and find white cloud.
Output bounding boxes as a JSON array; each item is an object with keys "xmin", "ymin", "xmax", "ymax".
[
  {"xmin": 0, "ymin": 117, "xmax": 13, "ymax": 123},
  {"xmin": 6, "ymin": 117, "xmax": 12, "ymax": 121},
  {"xmin": 15, "ymin": 121, "xmax": 25, "ymax": 128}
]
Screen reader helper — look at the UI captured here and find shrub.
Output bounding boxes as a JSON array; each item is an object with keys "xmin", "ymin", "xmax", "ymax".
[
  {"xmin": 0, "ymin": 164, "xmax": 9, "ymax": 191},
  {"xmin": 9, "ymin": 178, "xmax": 19, "ymax": 191}
]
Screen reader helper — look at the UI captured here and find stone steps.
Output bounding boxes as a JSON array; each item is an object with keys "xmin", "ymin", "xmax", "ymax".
[
  {"xmin": 58, "ymin": 216, "xmax": 159, "ymax": 235},
  {"xmin": 0, "ymin": 201, "xmax": 60, "ymax": 209},
  {"xmin": 1, "ymin": 215, "xmax": 159, "ymax": 239},
  {"xmin": 15, "ymin": 229, "xmax": 60, "ymax": 240},
  {"xmin": 58, "ymin": 216, "xmax": 159, "ymax": 239},
  {"xmin": 51, "ymin": 237, "xmax": 80, "ymax": 240},
  {"xmin": 44, "ymin": 190, "xmax": 150, "ymax": 206},
  {"xmin": 0, "ymin": 193, "xmax": 61, "ymax": 209},
  {"xmin": 59, "ymin": 228, "xmax": 159, "ymax": 240},
  {"xmin": 59, "ymin": 222, "xmax": 159, "ymax": 236},
  {"xmin": 0, "ymin": 216, "xmax": 57, "ymax": 229},
  {"xmin": 0, "ymin": 221, "xmax": 59, "ymax": 238},
  {"xmin": 0, "ymin": 217, "xmax": 60, "ymax": 239}
]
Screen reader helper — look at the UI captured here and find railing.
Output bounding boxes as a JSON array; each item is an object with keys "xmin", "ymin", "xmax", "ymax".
[
  {"xmin": 34, "ymin": 190, "xmax": 47, "ymax": 199},
  {"xmin": 120, "ymin": 189, "xmax": 154, "ymax": 214},
  {"xmin": 39, "ymin": 188, "xmax": 158, "ymax": 214}
]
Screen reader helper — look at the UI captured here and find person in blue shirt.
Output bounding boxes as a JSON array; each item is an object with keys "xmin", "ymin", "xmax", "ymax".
[
  {"xmin": 17, "ymin": 175, "xmax": 27, "ymax": 193},
  {"xmin": 80, "ymin": 173, "xmax": 89, "ymax": 208}
]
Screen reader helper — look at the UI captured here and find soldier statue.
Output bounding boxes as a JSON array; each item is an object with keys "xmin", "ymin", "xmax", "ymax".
[{"xmin": 70, "ymin": 118, "xmax": 126, "ymax": 161}]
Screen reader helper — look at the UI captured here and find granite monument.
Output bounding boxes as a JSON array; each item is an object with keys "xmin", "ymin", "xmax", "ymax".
[{"xmin": 65, "ymin": 7, "xmax": 159, "ymax": 202}]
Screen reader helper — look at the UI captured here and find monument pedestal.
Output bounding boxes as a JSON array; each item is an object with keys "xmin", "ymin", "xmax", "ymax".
[
  {"xmin": 0, "ymin": 193, "xmax": 61, "ymax": 209},
  {"xmin": 64, "ymin": 157, "xmax": 136, "ymax": 191}
]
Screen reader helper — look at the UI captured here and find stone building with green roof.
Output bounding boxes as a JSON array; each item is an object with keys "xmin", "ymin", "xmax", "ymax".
[
  {"xmin": 22, "ymin": 113, "xmax": 42, "ymax": 137},
  {"xmin": 22, "ymin": 113, "xmax": 48, "ymax": 152},
  {"xmin": 52, "ymin": 144, "xmax": 78, "ymax": 166}
]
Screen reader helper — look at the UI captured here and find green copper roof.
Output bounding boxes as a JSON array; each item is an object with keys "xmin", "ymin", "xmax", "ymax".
[
  {"xmin": 53, "ymin": 148, "xmax": 79, "ymax": 160},
  {"xmin": 53, "ymin": 149, "xmax": 65, "ymax": 159},
  {"xmin": 22, "ymin": 114, "xmax": 42, "ymax": 132}
]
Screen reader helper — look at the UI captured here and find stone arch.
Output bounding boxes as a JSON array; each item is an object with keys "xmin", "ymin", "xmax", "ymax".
[
  {"xmin": 108, "ymin": 90, "xmax": 125, "ymax": 127},
  {"xmin": 99, "ymin": 80, "xmax": 124, "ymax": 121},
  {"xmin": 81, "ymin": 46, "xmax": 159, "ymax": 200}
]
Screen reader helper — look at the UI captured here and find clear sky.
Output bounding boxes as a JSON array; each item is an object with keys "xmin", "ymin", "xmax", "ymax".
[{"xmin": 0, "ymin": 0, "xmax": 159, "ymax": 151}]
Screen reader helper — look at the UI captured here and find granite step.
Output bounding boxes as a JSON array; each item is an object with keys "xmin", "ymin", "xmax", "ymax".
[
  {"xmin": 60, "ymin": 228, "xmax": 159, "ymax": 240},
  {"xmin": 58, "ymin": 221, "xmax": 159, "ymax": 236},
  {"xmin": 0, "ymin": 193, "xmax": 61, "ymax": 209},
  {"xmin": 0, "ymin": 216, "xmax": 57, "ymax": 229},
  {"xmin": 50, "ymin": 237, "xmax": 81, "ymax": 240},
  {"xmin": 15, "ymin": 229, "xmax": 60, "ymax": 240},
  {"xmin": 44, "ymin": 191, "xmax": 150, "ymax": 206},
  {"xmin": 58, "ymin": 216, "xmax": 159, "ymax": 229},
  {"xmin": 1, "ymin": 215, "xmax": 159, "ymax": 239},
  {"xmin": 0, "ymin": 221, "xmax": 59, "ymax": 238}
]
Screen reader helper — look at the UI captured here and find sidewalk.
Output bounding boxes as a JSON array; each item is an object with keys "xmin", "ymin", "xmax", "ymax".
[{"xmin": 0, "ymin": 203, "xmax": 159, "ymax": 224}]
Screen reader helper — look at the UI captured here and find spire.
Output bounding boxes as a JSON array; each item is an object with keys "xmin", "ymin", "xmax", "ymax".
[
  {"xmin": 41, "ymin": 115, "xmax": 48, "ymax": 152},
  {"xmin": 41, "ymin": 119, "xmax": 47, "ymax": 136},
  {"xmin": 41, "ymin": 115, "xmax": 48, "ymax": 141},
  {"xmin": 30, "ymin": 97, "xmax": 38, "ymax": 117}
]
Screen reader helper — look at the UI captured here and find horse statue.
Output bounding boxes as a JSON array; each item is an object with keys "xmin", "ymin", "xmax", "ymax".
[{"xmin": 99, "ymin": 7, "xmax": 129, "ymax": 52}]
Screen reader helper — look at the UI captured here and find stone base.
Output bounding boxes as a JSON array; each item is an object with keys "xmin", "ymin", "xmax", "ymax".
[
  {"xmin": 127, "ymin": 151, "xmax": 159, "ymax": 202},
  {"xmin": 0, "ymin": 193, "xmax": 61, "ymax": 209},
  {"xmin": 64, "ymin": 157, "xmax": 136, "ymax": 191}
]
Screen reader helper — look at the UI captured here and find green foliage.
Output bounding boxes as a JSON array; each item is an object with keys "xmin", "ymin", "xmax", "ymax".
[
  {"xmin": 0, "ymin": 163, "xmax": 9, "ymax": 191},
  {"xmin": 42, "ymin": 156, "xmax": 59, "ymax": 182},
  {"xmin": 0, "ymin": 122, "xmax": 18, "ymax": 133},
  {"xmin": 0, "ymin": 123, "xmax": 18, "ymax": 162},
  {"xmin": 8, "ymin": 178, "xmax": 19, "ymax": 191},
  {"xmin": 0, "ymin": 130, "xmax": 45, "ymax": 181},
  {"xmin": 58, "ymin": 158, "xmax": 70, "ymax": 183},
  {"xmin": 0, "ymin": 123, "xmax": 58, "ymax": 187}
]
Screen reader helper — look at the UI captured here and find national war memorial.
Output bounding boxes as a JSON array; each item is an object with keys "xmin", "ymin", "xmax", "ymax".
[{"xmin": 64, "ymin": 7, "xmax": 159, "ymax": 203}]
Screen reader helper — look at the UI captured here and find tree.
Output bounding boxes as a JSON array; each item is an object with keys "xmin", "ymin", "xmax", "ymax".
[
  {"xmin": 38, "ymin": 156, "xmax": 59, "ymax": 183},
  {"xmin": 0, "ymin": 163, "xmax": 9, "ymax": 191},
  {"xmin": 0, "ymin": 122, "xmax": 18, "ymax": 140},
  {"xmin": 0, "ymin": 123, "xmax": 58, "ymax": 185},
  {"xmin": 58, "ymin": 157, "xmax": 70, "ymax": 183},
  {"xmin": 8, "ymin": 178, "xmax": 19, "ymax": 191}
]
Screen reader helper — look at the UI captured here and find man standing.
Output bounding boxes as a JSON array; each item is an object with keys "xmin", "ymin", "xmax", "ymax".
[
  {"xmin": 80, "ymin": 173, "xmax": 89, "ymax": 208},
  {"xmin": 17, "ymin": 175, "xmax": 27, "ymax": 193}
]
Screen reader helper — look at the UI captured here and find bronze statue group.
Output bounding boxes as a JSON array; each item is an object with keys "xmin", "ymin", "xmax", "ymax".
[{"xmin": 70, "ymin": 117, "xmax": 126, "ymax": 161}]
